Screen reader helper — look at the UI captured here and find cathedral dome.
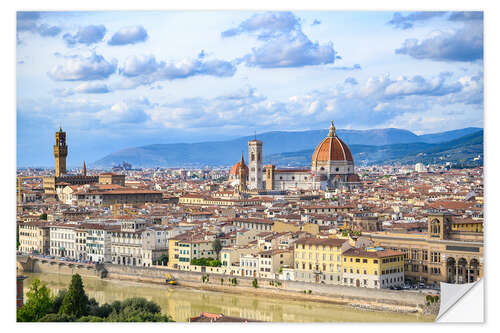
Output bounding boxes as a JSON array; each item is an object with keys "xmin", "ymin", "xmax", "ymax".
[
  {"xmin": 312, "ymin": 121, "xmax": 353, "ymax": 163},
  {"xmin": 230, "ymin": 157, "xmax": 249, "ymax": 176}
]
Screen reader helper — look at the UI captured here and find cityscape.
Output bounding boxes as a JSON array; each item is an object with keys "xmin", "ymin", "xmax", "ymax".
[{"xmin": 16, "ymin": 10, "xmax": 483, "ymax": 323}]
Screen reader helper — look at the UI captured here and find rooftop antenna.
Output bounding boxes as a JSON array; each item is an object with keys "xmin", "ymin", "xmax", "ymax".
[{"xmin": 254, "ymin": 129, "xmax": 256, "ymax": 141}]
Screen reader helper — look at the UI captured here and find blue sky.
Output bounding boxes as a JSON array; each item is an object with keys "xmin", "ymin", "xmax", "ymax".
[{"xmin": 16, "ymin": 11, "xmax": 483, "ymax": 167}]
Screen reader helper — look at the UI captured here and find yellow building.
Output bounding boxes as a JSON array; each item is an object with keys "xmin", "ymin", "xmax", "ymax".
[
  {"xmin": 451, "ymin": 219, "xmax": 483, "ymax": 233},
  {"xmin": 341, "ymin": 247, "xmax": 404, "ymax": 289},
  {"xmin": 18, "ymin": 221, "xmax": 50, "ymax": 255},
  {"xmin": 293, "ymin": 238, "xmax": 347, "ymax": 284}
]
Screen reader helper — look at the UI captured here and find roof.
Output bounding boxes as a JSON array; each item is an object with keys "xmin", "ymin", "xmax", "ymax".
[
  {"xmin": 312, "ymin": 122, "xmax": 353, "ymax": 163},
  {"xmin": 295, "ymin": 237, "xmax": 347, "ymax": 247},
  {"xmin": 343, "ymin": 248, "xmax": 404, "ymax": 258},
  {"xmin": 229, "ymin": 160, "xmax": 248, "ymax": 176},
  {"xmin": 232, "ymin": 218, "xmax": 274, "ymax": 225}
]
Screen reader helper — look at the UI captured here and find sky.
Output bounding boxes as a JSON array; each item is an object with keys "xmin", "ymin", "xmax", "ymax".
[{"xmin": 16, "ymin": 11, "xmax": 484, "ymax": 167}]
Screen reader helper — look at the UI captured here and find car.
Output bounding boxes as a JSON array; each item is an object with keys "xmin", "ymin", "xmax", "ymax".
[
  {"xmin": 393, "ymin": 285, "xmax": 402, "ymax": 290},
  {"xmin": 402, "ymin": 284, "xmax": 411, "ymax": 290},
  {"xmin": 418, "ymin": 283, "xmax": 426, "ymax": 289}
]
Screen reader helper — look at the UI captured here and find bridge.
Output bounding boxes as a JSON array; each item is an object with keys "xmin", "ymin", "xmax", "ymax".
[{"xmin": 16, "ymin": 255, "xmax": 107, "ymax": 278}]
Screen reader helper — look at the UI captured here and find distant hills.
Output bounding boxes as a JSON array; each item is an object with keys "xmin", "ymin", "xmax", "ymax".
[
  {"xmin": 265, "ymin": 130, "xmax": 483, "ymax": 167},
  {"xmin": 92, "ymin": 127, "xmax": 482, "ymax": 168}
]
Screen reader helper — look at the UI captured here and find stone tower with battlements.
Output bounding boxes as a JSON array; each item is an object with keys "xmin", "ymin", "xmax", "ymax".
[{"xmin": 53, "ymin": 127, "xmax": 68, "ymax": 177}]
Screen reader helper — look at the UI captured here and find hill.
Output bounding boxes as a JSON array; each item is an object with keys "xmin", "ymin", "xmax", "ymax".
[
  {"xmin": 264, "ymin": 130, "xmax": 483, "ymax": 167},
  {"xmin": 92, "ymin": 127, "xmax": 482, "ymax": 168}
]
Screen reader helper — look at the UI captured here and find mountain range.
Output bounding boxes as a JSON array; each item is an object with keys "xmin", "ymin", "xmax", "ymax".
[{"xmin": 92, "ymin": 127, "xmax": 483, "ymax": 168}]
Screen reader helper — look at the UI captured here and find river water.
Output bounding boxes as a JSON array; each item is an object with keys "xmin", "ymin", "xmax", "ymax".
[{"xmin": 23, "ymin": 273, "xmax": 434, "ymax": 322}]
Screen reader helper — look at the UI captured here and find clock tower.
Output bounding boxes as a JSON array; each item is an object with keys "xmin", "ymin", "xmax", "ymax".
[{"xmin": 54, "ymin": 127, "xmax": 68, "ymax": 177}]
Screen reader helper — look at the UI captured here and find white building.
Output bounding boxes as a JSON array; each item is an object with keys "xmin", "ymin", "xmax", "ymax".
[
  {"xmin": 85, "ymin": 224, "xmax": 119, "ymax": 263},
  {"xmin": 415, "ymin": 163, "xmax": 427, "ymax": 173},
  {"xmin": 111, "ymin": 219, "xmax": 146, "ymax": 266},
  {"xmin": 49, "ymin": 223, "xmax": 77, "ymax": 259},
  {"xmin": 240, "ymin": 253, "xmax": 259, "ymax": 278}
]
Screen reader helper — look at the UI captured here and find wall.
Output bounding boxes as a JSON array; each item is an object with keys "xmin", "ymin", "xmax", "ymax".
[
  {"xmin": 17, "ymin": 257, "xmax": 105, "ymax": 278},
  {"xmin": 102, "ymin": 264, "xmax": 426, "ymax": 307}
]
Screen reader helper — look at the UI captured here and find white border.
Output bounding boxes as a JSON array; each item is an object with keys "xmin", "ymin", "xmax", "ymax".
[{"xmin": 3, "ymin": 1, "xmax": 497, "ymax": 332}]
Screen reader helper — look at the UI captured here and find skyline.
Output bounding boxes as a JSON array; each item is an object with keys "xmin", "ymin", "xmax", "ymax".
[{"xmin": 17, "ymin": 11, "xmax": 484, "ymax": 167}]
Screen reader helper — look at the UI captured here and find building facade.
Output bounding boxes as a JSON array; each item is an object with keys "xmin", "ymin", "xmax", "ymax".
[
  {"xmin": 342, "ymin": 247, "xmax": 404, "ymax": 289},
  {"xmin": 293, "ymin": 238, "xmax": 347, "ymax": 284},
  {"xmin": 250, "ymin": 121, "xmax": 361, "ymax": 192},
  {"xmin": 49, "ymin": 224, "xmax": 77, "ymax": 259},
  {"xmin": 18, "ymin": 222, "xmax": 50, "ymax": 255}
]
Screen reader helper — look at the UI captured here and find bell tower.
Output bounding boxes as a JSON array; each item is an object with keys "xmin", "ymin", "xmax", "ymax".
[
  {"xmin": 54, "ymin": 127, "xmax": 68, "ymax": 177},
  {"xmin": 238, "ymin": 153, "xmax": 248, "ymax": 193},
  {"xmin": 248, "ymin": 134, "xmax": 263, "ymax": 190}
]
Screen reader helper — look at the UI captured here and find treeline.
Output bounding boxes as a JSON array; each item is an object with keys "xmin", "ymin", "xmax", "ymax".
[
  {"xmin": 17, "ymin": 274, "xmax": 174, "ymax": 322},
  {"xmin": 190, "ymin": 257, "xmax": 222, "ymax": 267}
]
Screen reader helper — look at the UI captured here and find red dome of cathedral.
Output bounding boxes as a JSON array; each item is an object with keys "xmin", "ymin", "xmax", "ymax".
[
  {"xmin": 230, "ymin": 154, "xmax": 249, "ymax": 176},
  {"xmin": 312, "ymin": 121, "xmax": 353, "ymax": 163}
]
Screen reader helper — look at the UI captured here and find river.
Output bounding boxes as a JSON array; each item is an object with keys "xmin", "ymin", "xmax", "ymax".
[{"xmin": 23, "ymin": 273, "xmax": 435, "ymax": 322}]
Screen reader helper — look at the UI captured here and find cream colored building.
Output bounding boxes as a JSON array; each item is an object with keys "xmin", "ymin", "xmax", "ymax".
[
  {"xmin": 18, "ymin": 222, "xmax": 50, "ymax": 255},
  {"xmin": 293, "ymin": 237, "xmax": 348, "ymax": 284}
]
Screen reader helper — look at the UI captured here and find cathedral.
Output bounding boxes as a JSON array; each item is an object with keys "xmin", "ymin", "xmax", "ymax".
[{"xmin": 230, "ymin": 121, "xmax": 361, "ymax": 192}]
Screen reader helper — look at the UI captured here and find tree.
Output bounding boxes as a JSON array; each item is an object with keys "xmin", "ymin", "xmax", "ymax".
[
  {"xmin": 158, "ymin": 254, "xmax": 168, "ymax": 266},
  {"xmin": 16, "ymin": 224, "xmax": 20, "ymax": 250},
  {"xmin": 212, "ymin": 239, "xmax": 222, "ymax": 259},
  {"xmin": 17, "ymin": 278, "xmax": 54, "ymax": 322},
  {"xmin": 39, "ymin": 313, "xmax": 75, "ymax": 322},
  {"xmin": 106, "ymin": 298, "xmax": 173, "ymax": 322},
  {"xmin": 50, "ymin": 289, "xmax": 67, "ymax": 313},
  {"xmin": 59, "ymin": 274, "xmax": 88, "ymax": 318},
  {"xmin": 252, "ymin": 278, "xmax": 258, "ymax": 288},
  {"xmin": 39, "ymin": 213, "xmax": 47, "ymax": 220}
]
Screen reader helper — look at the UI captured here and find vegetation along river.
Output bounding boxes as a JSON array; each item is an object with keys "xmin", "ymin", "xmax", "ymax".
[{"xmin": 23, "ymin": 273, "xmax": 435, "ymax": 322}]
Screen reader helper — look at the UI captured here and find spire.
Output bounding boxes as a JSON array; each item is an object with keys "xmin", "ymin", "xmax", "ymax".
[
  {"xmin": 328, "ymin": 120, "xmax": 336, "ymax": 137},
  {"xmin": 240, "ymin": 151, "xmax": 246, "ymax": 166},
  {"xmin": 254, "ymin": 129, "xmax": 257, "ymax": 141},
  {"xmin": 82, "ymin": 160, "xmax": 87, "ymax": 176}
]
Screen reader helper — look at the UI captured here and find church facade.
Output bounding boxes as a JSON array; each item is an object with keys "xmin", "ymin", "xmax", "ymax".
[{"xmin": 238, "ymin": 121, "xmax": 361, "ymax": 192}]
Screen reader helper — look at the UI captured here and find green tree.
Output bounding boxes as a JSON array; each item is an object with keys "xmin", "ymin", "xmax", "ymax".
[
  {"xmin": 59, "ymin": 274, "xmax": 88, "ymax": 318},
  {"xmin": 212, "ymin": 239, "xmax": 222, "ymax": 259},
  {"xmin": 16, "ymin": 224, "xmax": 20, "ymax": 250},
  {"xmin": 38, "ymin": 313, "xmax": 75, "ymax": 322},
  {"xmin": 17, "ymin": 278, "xmax": 54, "ymax": 322},
  {"xmin": 39, "ymin": 213, "xmax": 47, "ymax": 220},
  {"xmin": 252, "ymin": 278, "xmax": 258, "ymax": 288},
  {"xmin": 50, "ymin": 289, "xmax": 67, "ymax": 313},
  {"xmin": 158, "ymin": 254, "xmax": 168, "ymax": 266},
  {"xmin": 106, "ymin": 298, "xmax": 174, "ymax": 322}
]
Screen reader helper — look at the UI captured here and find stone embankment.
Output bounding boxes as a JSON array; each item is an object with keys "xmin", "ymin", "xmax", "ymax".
[
  {"xmin": 102, "ymin": 263, "xmax": 428, "ymax": 314},
  {"xmin": 17, "ymin": 256, "xmax": 434, "ymax": 315}
]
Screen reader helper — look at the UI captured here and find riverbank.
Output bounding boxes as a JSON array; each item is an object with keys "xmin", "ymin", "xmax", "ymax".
[
  {"xmin": 102, "ymin": 263, "xmax": 432, "ymax": 315},
  {"xmin": 173, "ymin": 280, "xmax": 423, "ymax": 314},
  {"xmin": 24, "ymin": 272, "xmax": 436, "ymax": 322},
  {"xmin": 17, "ymin": 256, "xmax": 437, "ymax": 317}
]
